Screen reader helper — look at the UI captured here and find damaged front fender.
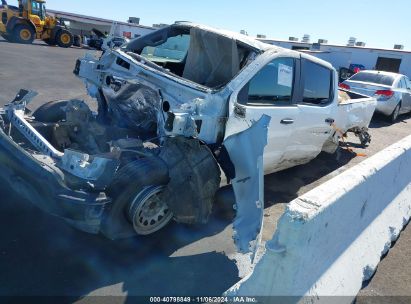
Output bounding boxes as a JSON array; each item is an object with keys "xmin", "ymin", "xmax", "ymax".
[{"xmin": 223, "ymin": 115, "xmax": 271, "ymax": 255}]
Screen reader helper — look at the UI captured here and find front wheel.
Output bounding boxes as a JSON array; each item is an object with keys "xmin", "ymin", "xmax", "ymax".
[
  {"xmin": 127, "ymin": 185, "xmax": 173, "ymax": 235},
  {"xmin": 103, "ymin": 157, "xmax": 172, "ymax": 239},
  {"xmin": 56, "ymin": 29, "xmax": 73, "ymax": 48}
]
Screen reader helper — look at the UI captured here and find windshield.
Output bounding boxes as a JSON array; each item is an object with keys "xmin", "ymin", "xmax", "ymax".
[
  {"xmin": 141, "ymin": 34, "xmax": 190, "ymax": 63},
  {"xmin": 349, "ymin": 72, "xmax": 395, "ymax": 86},
  {"xmin": 125, "ymin": 25, "xmax": 253, "ymax": 89},
  {"xmin": 31, "ymin": 1, "xmax": 46, "ymax": 20}
]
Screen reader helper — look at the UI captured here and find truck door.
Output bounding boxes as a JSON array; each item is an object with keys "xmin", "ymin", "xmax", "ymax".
[
  {"xmin": 288, "ymin": 56, "xmax": 337, "ymax": 162},
  {"xmin": 225, "ymin": 56, "xmax": 299, "ymax": 175}
]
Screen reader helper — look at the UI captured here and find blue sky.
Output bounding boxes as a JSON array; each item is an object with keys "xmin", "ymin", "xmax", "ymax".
[{"xmin": 14, "ymin": 0, "xmax": 409, "ymax": 49}]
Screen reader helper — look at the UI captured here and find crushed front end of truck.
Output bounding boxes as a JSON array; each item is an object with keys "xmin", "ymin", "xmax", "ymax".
[{"xmin": 0, "ymin": 23, "xmax": 271, "ymax": 255}]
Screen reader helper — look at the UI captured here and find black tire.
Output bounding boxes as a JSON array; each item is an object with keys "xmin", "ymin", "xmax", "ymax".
[
  {"xmin": 32, "ymin": 100, "xmax": 68, "ymax": 123},
  {"xmin": 13, "ymin": 24, "xmax": 35, "ymax": 44},
  {"xmin": 56, "ymin": 29, "xmax": 73, "ymax": 48},
  {"xmin": 44, "ymin": 38, "xmax": 56, "ymax": 46},
  {"xmin": 73, "ymin": 35, "xmax": 81, "ymax": 47},
  {"xmin": 389, "ymin": 102, "xmax": 401, "ymax": 123},
  {"xmin": 359, "ymin": 132, "xmax": 371, "ymax": 147},
  {"xmin": 102, "ymin": 157, "xmax": 172, "ymax": 239}
]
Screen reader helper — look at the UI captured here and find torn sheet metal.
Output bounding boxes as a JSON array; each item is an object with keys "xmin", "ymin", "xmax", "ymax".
[
  {"xmin": 337, "ymin": 94, "xmax": 377, "ymax": 133},
  {"xmin": 102, "ymin": 80, "xmax": 161, "ymax": 135},
  {"xmin": 4, "ymin": 89, "xmax": 64, "ymax": 158},
  {"xmin": 223, "ymin": 115, "xmax": 271, "ymax": 255},
  {"xmin": 58, "ymin": 149, "xmax": 119, "ymax": 188}
]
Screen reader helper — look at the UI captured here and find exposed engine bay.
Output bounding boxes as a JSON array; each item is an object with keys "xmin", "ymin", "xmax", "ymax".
[{"xmin": 1, "ymin": 89, "xmax": 222, "ymax": 229}]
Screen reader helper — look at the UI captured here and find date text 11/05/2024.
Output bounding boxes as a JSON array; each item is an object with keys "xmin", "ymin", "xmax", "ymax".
[{"xmin": 149, "ymin": 296, "xmax": 258, "ymax": 303}]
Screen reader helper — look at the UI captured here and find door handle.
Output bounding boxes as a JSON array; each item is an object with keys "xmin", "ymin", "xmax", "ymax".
[
  {"xmin": 325, "ymin": 118, "xmax": 335, "ymax": 125},
  {"xmin": 280, "ymin": 118, "xmax": 294, "ymax": 125}
]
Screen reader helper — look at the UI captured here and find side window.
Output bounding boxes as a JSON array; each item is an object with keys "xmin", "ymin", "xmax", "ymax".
[
  {"xmin": 405, "ymin": 77, "xmax": 411, "ymax": 90},
  {"xmin": 397, "ymin": 78, "xmax": 404, "ymax": 88},
  {"xmin": 400, "ymin": 78, "xmax": 407, "ymax": 89},
  {"xmin": 301, "ymin": 60, "xmax": 333, "ymax": 105},
  {"xmin": 238, "ymin": 57, "xmax": 295, "ymax": 106},
  {"xmin": 31, "ymin": 2, "xmax": 39, "ymax": 15}
]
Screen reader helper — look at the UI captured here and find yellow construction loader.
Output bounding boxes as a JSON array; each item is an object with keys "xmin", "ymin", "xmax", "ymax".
[{"xmin": 0, "ymin": 0, "xmax": 73, "ymax": 47}]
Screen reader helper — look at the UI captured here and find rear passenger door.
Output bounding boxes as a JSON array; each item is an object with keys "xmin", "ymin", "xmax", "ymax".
[
  {"xmin": 226, "ymin": 56, "xmax": 300, "ymax": 174},
  {"xmin": 287, "ymin": 56, "xmax": 337, "ymax": 161}
]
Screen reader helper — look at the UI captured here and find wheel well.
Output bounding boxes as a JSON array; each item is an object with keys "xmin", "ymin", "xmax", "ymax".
[{"xmin": 7, "ymin": 16, "xmax": 36, "ymax": 34}]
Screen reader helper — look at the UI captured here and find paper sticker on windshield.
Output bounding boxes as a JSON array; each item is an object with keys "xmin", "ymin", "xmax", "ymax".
[{"xmin": 278, "ymin": 64, "xmax": 293, "ymax": 87}]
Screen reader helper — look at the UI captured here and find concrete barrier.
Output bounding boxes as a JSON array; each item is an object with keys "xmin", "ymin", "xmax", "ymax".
[{"xmin": 226, "ymin": 135, "xmax": 411, "ymax": 303}]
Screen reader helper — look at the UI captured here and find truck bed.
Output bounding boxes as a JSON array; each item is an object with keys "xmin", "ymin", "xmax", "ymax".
[{"xmin": 337, "ymin": 89, "xmax": 377, "ymax": 132}]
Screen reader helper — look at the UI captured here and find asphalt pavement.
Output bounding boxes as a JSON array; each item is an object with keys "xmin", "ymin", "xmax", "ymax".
[{"xmin": 0, "ymin": 38, "xmax": 410, "ymax": 302}]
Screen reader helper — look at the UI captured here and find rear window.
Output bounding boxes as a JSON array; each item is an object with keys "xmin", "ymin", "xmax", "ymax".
[
  {"xmin": 301, "ymin": 60, "xmax": 333, "ymax": 105},
  {"xmin": 349, "ymin": 72, "xmax": 395, "ymax": 86}
]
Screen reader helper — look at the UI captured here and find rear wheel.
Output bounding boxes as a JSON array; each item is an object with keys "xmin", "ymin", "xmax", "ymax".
[
  {"xmin": 358, "ymin": 131, "xmax": 371, "ymax": 147},
  {"xmin": 13, "ymin": 24, "xmax": 35, "ymax": 44},
  {"xmin": 56, "ymin": 29, "xmax": 73, "ymax": 48},
  {"xmin": 389, "ymin": 102, "xmax": 401, "ymax": 123}
]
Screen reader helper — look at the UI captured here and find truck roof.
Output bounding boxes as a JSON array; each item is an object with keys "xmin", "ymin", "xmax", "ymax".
[
  {"xmin": 173, "ymin": 22, "xmax": 334, "ymax": 71},
  {"xmin": 174, "ymin": 22, "xmax": 275, "ymax": 52}
]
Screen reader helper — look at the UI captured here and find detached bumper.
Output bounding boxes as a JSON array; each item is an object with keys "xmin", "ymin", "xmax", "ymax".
[{"xmin": 0, "ymin": 129, "xmax": 110, "ymax": 234}]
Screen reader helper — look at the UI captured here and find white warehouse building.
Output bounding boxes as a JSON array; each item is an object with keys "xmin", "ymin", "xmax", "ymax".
[
  {"xmin": 259, "ymin": 36, "xmax": 411, "ymax": 80},
  {"xmin": 47, "ymin": 10, "xmax": 155, "ymax": 39}
]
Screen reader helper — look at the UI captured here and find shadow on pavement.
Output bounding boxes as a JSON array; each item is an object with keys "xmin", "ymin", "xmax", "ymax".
[
  {"xmin": 369, "ymin": 112, "xmax": 411, "ymax": 129},
  {"xmin": 264, "ymin": 148, "xmax": 356, "ymax": 206},
  {"xmin": 0, "ymin": 148, "xmax": 357, "ymax": 301},
  {"xmin": 0, "ymin": 184, "xmax": 239, "ymax": 301}
]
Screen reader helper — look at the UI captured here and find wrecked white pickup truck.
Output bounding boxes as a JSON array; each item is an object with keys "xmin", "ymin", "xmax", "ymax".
[{"xmin": 0, "ymin": 23, "xmax": 376, "ymax": 252}]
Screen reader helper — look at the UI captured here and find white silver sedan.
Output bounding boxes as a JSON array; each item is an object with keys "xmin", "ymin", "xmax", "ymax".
[{"xmin": 340, "ymin": 70, "xmax": 411, "ymax": 122}]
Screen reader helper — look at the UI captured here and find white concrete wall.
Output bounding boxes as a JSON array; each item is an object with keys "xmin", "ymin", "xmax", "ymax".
[{"xmin": 226, "ymin": 135, "xmax": 411, "ymax": 303}]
